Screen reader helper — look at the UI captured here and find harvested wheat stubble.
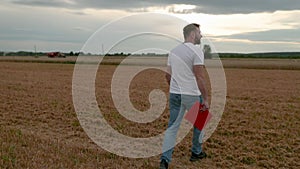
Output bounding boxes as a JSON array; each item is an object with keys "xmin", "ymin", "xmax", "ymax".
[
  {"xmin": 1, "ymin": 56, "xmax": 300, "ymax": 70},
  {"xmin": 0, "ymin": 61, "xmax": 299, "ymax": 169}
]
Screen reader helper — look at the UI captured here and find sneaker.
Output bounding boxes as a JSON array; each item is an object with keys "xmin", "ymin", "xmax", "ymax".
[
  {"xmin": 190, "ymin": 151, "xmax": 207, "ymax": 162},
  {"xmin": 159, "ymin": 159, "xmax": 168, "ymax": 169}
]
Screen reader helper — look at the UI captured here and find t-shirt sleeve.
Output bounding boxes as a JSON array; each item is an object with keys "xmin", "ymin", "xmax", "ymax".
[{"xmin": 193, "ymin": 47, "xmax": 204, "ymax": 65}]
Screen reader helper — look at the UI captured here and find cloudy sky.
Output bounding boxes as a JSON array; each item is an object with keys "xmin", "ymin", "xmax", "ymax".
[{"xmin": 0, "ymin": 0, "xmax": 300, "ymax": 53}]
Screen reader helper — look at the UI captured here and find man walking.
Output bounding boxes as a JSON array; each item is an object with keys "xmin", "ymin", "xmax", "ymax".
[{"xmin": 159, "ymin": 23, "xmax": 209, "ymax": 169}]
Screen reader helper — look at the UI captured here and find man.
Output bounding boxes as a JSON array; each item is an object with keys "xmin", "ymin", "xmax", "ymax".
[{"xmin": 159, "ymin": 23, "xmax": 209, "ymax": 169}]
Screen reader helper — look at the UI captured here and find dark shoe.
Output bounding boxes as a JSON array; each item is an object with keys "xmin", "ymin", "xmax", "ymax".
[
  {"xmin": 159, "ymin": 159, "xmax": 168, "ymax": 169},
  {"xmin": 190, "ymin": 151, "xmax": 207, "ymax": 162}
]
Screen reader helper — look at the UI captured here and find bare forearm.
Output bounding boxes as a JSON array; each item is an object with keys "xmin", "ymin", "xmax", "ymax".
[
  {"xmin": 196, "ymin": 78, "xmax": 208, "ymax": 102},
  {"xmin": 165, "ymin": 73, "xmax": 171, "ymax": 85},
  {"xmin": 166, "ymin": 66, "xmax": 171, "ymax": 85}
]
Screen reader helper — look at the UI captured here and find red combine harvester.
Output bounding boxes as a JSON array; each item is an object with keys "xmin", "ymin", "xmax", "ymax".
[{"xmin": 47, "ymin": 52, "xmax": 65, "ymax": 58}]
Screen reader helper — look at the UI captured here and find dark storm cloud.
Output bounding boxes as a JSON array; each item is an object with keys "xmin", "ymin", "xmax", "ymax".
[
  {"xmin": 12, "ymin": 0, "xmax": 67, "ymax": 7},
  {"xmin": 11, "ymin": 0, "xmax": 300, "ymax": 14}
]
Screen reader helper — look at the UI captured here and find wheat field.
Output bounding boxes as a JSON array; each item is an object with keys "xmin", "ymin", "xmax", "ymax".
[{"xmin": 0, "ymin": 57, "xmax": 299, "ymax": 168}]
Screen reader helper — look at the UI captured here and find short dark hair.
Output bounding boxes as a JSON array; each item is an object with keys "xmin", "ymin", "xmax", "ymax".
[{"xmin": 183, "ymin": 23, "xmax": 200, "ymax": 39}]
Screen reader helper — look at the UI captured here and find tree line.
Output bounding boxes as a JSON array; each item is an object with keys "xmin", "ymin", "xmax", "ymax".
[{"xmin": 1, "ymin": 47, "xmax": 299, "ymax": 59}]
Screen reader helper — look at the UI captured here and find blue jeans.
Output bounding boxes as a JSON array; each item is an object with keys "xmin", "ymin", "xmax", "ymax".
[{"xmin": 160, "ymin": 93, "xmax": 204, "ymax": 163}]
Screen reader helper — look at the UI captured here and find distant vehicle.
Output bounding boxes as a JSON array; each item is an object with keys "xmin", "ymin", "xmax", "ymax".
[{"xmin": 47, "ymin": 52, "xmax": 65, "ymax": 58}]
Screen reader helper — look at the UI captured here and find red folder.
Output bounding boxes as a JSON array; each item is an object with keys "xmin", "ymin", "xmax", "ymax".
[{"xmin": 185, "ymin": 101, "xmax": 212, "ymax": 130}]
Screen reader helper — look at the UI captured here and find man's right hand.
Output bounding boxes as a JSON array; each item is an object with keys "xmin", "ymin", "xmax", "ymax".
[{"xmin": 202, "ymin": 100, "xmax": 209, "ymax": 110}]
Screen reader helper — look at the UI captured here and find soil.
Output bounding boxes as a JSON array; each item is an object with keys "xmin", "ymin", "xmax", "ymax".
[{"xmin": 0, "ymin": 60, "xmax": 299, "ymax": 168}]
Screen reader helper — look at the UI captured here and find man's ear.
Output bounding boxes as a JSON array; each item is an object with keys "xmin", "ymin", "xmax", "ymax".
[{"xmin": 190, "ymin": 31, "xmax": 196, "ymax": 39}]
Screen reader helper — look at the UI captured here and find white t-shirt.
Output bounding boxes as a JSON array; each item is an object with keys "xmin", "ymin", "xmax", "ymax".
[{"xmin": 167, "ymin": 42, "xmax": 204, "ymax": 95}]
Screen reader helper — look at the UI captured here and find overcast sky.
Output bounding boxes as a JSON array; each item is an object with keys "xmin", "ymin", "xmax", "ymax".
[{"xmin": 1, "ymin": 0, "xmax": 300, "ymax": 53}]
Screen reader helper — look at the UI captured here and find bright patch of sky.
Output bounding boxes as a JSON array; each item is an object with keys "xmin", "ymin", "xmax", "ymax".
[{"xmin": 0, "ymin": 1, "xmax": 299, "ymax": 53}]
